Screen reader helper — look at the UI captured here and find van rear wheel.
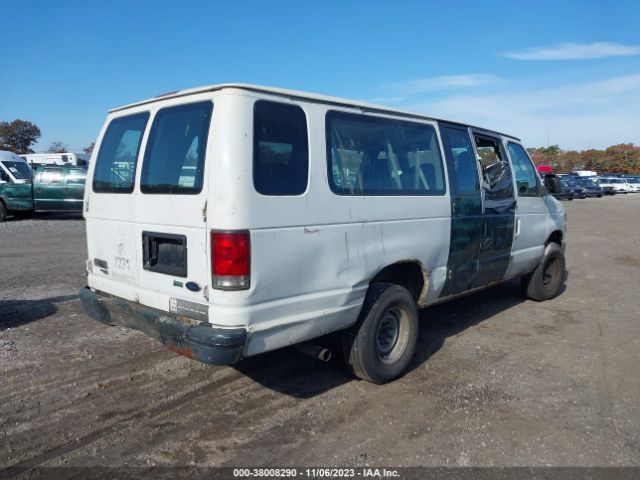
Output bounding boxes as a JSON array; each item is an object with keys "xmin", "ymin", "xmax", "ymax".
[
  {"xmin": 522, "ymin": 243, "xmax": 565, "ymax": 301},
  {"xmin": 343, "ymin": 283, "xmax": 418, "ymax": 384}
]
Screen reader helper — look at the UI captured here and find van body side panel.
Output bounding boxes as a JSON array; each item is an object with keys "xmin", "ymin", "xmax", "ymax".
[
  {"xmin": 503, "ymin": 140, "xmax": 547, "ymax": 278},
  {"xmin": 207, "ymin": 96, "xmax": 451, "ymax": 355},
  {"xmin": 544, "ymin": 195, "xmax": 566, "ymax": 241},
  {"xmin": 505, "ymin": 196, "xmax": 547, "ymax": 278}
]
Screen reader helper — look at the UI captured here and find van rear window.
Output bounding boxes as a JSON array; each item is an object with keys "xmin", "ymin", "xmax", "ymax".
[
  {"xmin": 140, "ymin": 102, "xmax": 213, "ymax": 194},
  {"xmin": 327, "ymin": 112, "xmax": 446, "ymax": 196},
  {"xmin": 93, "ymin": 112, "xmax": 149, "ymax": 193}
]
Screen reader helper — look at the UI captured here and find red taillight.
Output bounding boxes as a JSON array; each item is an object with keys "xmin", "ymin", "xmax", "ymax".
[{"xmin": 211, "ymin": 230, "xmax": 250, "ymax": 290}]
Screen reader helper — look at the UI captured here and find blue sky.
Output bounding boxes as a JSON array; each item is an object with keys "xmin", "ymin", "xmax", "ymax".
[{"xmin": 1, "ymin": 0, "xmax": 639, "ymax": 151}]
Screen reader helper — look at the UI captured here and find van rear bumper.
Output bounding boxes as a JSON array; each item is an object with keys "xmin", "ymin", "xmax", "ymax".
[{"xmin": 79, "ymin": 287, "xmax": 246, "ymax": 365}]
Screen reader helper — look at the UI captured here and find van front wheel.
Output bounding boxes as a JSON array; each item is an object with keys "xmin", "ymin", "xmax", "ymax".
[
  {"xmin": 0, "ymin": 201, "xmax": 7, "ymax": 223},
  {"xmin": 522, "ymin": 243, "xmax": 565, "ymax": 301},
  {"xmin": 343, "ymin": 283, "xmax": 418, "ymax": 384}
]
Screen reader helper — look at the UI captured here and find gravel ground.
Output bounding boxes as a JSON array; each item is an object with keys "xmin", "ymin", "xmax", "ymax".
[{"xmin": 0, "ymin": 197, "xmax": 639, "ymax": 471}]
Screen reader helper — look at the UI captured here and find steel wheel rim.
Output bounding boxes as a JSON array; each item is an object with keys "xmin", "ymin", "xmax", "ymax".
[{"xmin": 376, "ymin": 306, "xmax": 409, "ymax": 364}]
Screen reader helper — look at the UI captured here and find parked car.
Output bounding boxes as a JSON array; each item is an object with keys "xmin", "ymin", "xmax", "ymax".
[
  {"xmin": 576, "ymin": 177, "xmax": 603, "ymax": 197},
  {"xmin": 544, "ymin": 175, "xmax": 574, "ymax": 201},
  {"xmin": 0, "ymin": 151, "xmax": 86, "ymax": 222},
  {"xmin": 597, "ymin": 177, "xmax": 629, "ymax": 194},
  {"xmin": 557, "ymin": 174, "xmax": 586, "ymax": 199},
  {"xmin": 564, "ymin": 177, "xmax": 586, "ymax": 199},
  {"xmin": 79, "ymin": 84, "xmax": 567, "ymax": 384},
  {"xmin": 624, "ymin": 177, "xmax": 640, "ymax": 192}
]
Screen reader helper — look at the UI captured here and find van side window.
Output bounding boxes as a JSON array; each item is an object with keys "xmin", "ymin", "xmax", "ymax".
[
  {"xmin": 41, "ymin": 168, "xmax": 63, "ymax": 184},
  {"xmin": 440, "ymin": 126, "xmax": 479, "ymax": 195},
  {"xmin": 253, "ymin": 101, "xmax": 309, "ymax": 196},
  {"xmin": 473, "ymin": 134, "xmax": 514, "ymax": 208},
  {"xmin": 141, "ymin": 102, "xmax": 213, "ymax": 194},
  {"xmin": 507, "ymin": 142, "xmax": 540, "ymax": 197},
  {"xmin": 326, "ymin": 112, "xmax": 445, "ymax": 196},
  {"xmin": 93, "ymin": 112, "xmax": 149, "ymax": 193}
]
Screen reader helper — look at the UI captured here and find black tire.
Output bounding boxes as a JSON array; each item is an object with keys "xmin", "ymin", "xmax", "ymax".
[
  {"xmin": 522, "ymin": 243, "xmax": 565, "ymax": 301},
  {"xmin": 597, "ymin": 195, "xmax": 602, "ymax": 198},
  {"xmin": 0, "ymin": 201, "xmax": 7, "ymax": 223},
  {"xmin": 343, "ymin": 283, "xmax": 419, "ymax": 384}
]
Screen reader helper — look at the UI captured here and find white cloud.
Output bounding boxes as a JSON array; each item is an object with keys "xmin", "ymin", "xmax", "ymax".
[
  {"xmin": 502, "ymin": 42, "xmax": 640, "ymax": 60},
  {"xmin": 385, "ymin": 74, "xmax": 501, "ymax": 95},
  {"xmin": 406, "ymin": 74, "xmax": 640, "ymax": 149}
]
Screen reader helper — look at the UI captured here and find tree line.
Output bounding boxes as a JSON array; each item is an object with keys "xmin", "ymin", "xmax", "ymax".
[
  {"xmin": 2, "ymin": 117, "xmax": 638, "ymax": 174},
  {"xmin": 527, "ymin": 144, "xmax": 640, "ymax": 174},
  {"xmin": 0, "ymin": 119, "xmax": 94, "ymax": 155}
]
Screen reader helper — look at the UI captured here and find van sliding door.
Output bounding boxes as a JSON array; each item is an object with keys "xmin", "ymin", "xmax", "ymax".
[
  {"xmin": 470, "ymin": 132, "xmax": 516, "ymax": 287},
  {"xmin": 439, "ymin": 124, "xmax": 483, "ymax": 297}
]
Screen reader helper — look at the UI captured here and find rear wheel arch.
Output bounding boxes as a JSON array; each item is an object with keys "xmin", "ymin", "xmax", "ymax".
[
  {"xmin": 546, "ymin": 230, "xmax": 563, "ymax": 247},
  {"xmin": 368, "ymin": 260, "xmax": 428, "ymax": 305}
]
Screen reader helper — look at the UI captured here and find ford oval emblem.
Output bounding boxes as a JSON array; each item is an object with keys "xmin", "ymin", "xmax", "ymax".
[{"xmin": 185, "ymin": 282, "xmax": 201, "ymax": 292}]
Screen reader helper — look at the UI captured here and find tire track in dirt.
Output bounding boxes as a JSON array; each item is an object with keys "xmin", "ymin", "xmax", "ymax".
[{"xmin": 4, "ymin": 348, "xmax": 321, "ymax": 470}]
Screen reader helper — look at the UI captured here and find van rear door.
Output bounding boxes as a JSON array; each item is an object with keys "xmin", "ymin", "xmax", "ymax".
[
  {"xmin": 88, "ymin": 101, "xmax": 213, "ymax": 315},
  {"xmin": 88, "ymin": 112, "xmax": 150, "ymax": 297},
  {"xmin": 132, "ymin": 101, "xmax": 213, "ymax": 316}
]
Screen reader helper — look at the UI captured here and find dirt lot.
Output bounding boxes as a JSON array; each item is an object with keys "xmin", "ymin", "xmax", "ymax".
[{"xmin": 1, "ymin": 196, "xmax": 639, "ymax": 470}]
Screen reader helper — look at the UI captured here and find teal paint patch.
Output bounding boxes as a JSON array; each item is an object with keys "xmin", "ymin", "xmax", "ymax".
[
  {"xmin": 471, "ymin": 207, "xmax": 515, "ymax": 288},
  {"xmin": 439, "ymin": 124, "xmax": 483, "ymax": 298},
  {"xmin": 173, "ymin": 280, "xmax": 184, "ymax": 287},
  {"xmin": 438, "ymin": 124, "xmax": 516, "ymax": 298}
]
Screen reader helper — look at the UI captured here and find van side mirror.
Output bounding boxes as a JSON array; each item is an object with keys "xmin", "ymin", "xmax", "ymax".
[{"xmin": 0, "ymin": 171, "xmax": 10, "ymax": 182}]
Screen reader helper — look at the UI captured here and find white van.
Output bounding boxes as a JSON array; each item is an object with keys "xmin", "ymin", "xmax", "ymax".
[
  {"xmin": 20, "ymin": 152, "xmax": 90, "ymax": 168},
  {"xmin": 80, "ymin": 84, "xmax": 566, "ymax": 383}
]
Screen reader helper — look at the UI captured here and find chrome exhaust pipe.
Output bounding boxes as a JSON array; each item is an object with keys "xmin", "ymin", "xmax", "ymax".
[{"xmin": 296, "ymin": 343, "xmax": 332, "ymax": 362}]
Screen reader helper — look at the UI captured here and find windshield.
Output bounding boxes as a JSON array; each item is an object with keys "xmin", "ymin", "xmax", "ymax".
[{"xmin": 1, "ymin": 161, "xmax": 33, "ymax": 180}]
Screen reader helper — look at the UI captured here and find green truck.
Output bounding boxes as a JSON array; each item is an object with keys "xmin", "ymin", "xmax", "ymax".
[{"xmin": 0, "ymin": 150, "xmax": 86, "ymax": 222}]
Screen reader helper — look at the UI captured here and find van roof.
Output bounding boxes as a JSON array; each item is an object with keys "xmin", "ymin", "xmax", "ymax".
[{"xmin": 110, "ymin": 83, "xmax": 521, "ymax": 142}]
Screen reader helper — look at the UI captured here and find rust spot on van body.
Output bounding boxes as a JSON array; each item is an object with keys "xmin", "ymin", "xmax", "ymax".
[
  {"xmin": 417, "ymin": 262, "xmax": 430, "ymax": 306},
  {"xmin": 168, "ymin": 345, "xmax": 194, "ymax": 359}
]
